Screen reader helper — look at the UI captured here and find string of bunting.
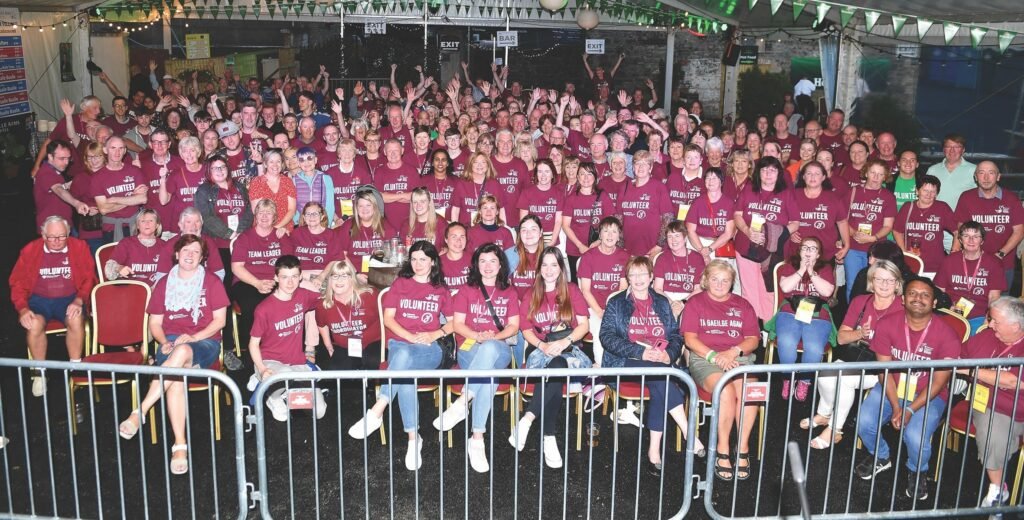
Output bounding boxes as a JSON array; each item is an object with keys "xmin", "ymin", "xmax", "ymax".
[
  {"xmin": 0, "ymin": 12, "xmax": 85, "ymax": 31},
  {"xmin": 746, "ymin": 0, "xmax": 1019, "ymax": 53}
]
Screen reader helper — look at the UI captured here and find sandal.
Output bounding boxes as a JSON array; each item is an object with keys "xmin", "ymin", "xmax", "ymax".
[
  {"xmin": 810, "ymin": 429, "xmax": 843, "ymax": 450},
  {"xmin": 118, "ymin": 410, "xmax": 144, "ymax": 440},
  {"xmin": 170, "ymin": 444, "xmax": 189, "ymax": 475},
  {"xmin": 735, "ymin": 452, "xmax": 751, "ymax": 481},
  {"xmin": 714, "ymin": 452, "xmax": 734, "ymax": 481},
  {"xmin": 799, "ymin": 414, "xmax": 830, "ymax": 431}
]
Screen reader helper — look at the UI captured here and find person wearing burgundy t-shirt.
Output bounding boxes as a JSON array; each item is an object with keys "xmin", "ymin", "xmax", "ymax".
[
  {"xmin": 347, "ymin": 242, "xmax": 453, "ymax": 472},
  {"xmin": 34, "ymin": 140, "xmax": 91, "ymax": 229},
  {"xmin": 773, "ymin": 236, "xmax": 836, "ymax": 402},
  {"xmin": 491, "ymin": 130, "xmax": 530, "ymax": 227},
  {"xmin": 837, "ymin": 140, "xmax": 869, "ymax": 189},
  {"xmin": 117, "ymin": 235, "xmax": 228, "ymax": 474},
  {"xmin": 809, "ymin": 260, "xmax": 903, "ymax": 450},
  {"xmin": 154, "ymin": 207, "xmax": 226, "ymax": 281},
  {"xmin": 855, "ymin": 278, "xmax": 960, "ymax": 501},
  {"xmin": 665, "ymin": 144, "xmax": 705, "ymax": 218},
  {"xmin": 958, "ymin": 296, "xmax": 1024, "ymax": 507},
  {"xmin": 160, "ymin": 136, "xmax": 207, "ymax": 234},
  {"xmin": 433, "ymin": 243, "xmax": 518, "ymax": 473},
  {"xmin": 562, "ymin": 163, "xmax": 617, "ymax": 282},
  {"xmin": 378, "ymin": 104, "xmax": 413, "ymax": 151},
  {"xmin": 893, "ymin": 175, "xmax": 956, "ymax": 275},
  {"xmin": 516, "ymin": 159, "xmax": 564, "ymax": 246},
  {"xmin": 451, "ymin": 152, "xmax": 507, "ymax": 226},
  {"xmin": 105, "ymin": 209, "xmax": 164, "ymax": 285},
  {"xmin": 314, "ymin": 259, "xmax": 382, "ymax": 371},
  {"xmin": 768, "ymin": 113, "xmax": 800, "ymax": 164},
  {"xmin": 141, "ymin": 129, "xmax": 185, "ymax": 231},
  {"xmin": 844, "ymin": 159, "xmax": 898, "ymax": 300},
  {"xmin": 684, "ymin": 168, "xmax": 737, "ymax": 275},
  {"xmin": 788, "ymin": 161, "xmax": 850, "ymax": 262},
  {"xmin": 505, "ymin": 216, "xmax": 544, "ymax": 305},
  {"xmin": 654, "ymin": 221, "xmax": 706, "ymax": 317},
  {"xmin": 374, "ymin": 139, "xmax": 422, "ymax": 229},
  {"xmin": 578, "ymin": 217, "xmax": 629, "ymax": 365},
  {"xmin": 425, "ymin": 149, "xmax": 458, "ymax": 221},
  {"xmin": 467, "ymin": 194, "xmax": 514, "ymax": 251},
  {"xmin": 92, "ymin": 136, "xmax": 148, "ymax": 243},
  {"xmin": 231, "ymin": 199, "xmax": 294, "ymax": 348},
  {"xmin": 616, "ymin": 151, "xmax": 674, "ymax": 257},
  {"xmin": 511, "ymin": 247, "xmax": 592, "ymax": 468},
  {"xmin": 249, "ymin": 255, "xmax": 326, "ymax": 423},
  {"xmin": 935, "ymin": 221, "xmax": 1006, "ymax": 332},
  {"xmin": 601, "ymin": 256, "xmax": 695, "ymax": 475},
  {"xmin": 441, "ymin": 222, "xmax": 471, "ymax": 292},
  {"xmin": 818, "ymin": 109, "xmax": 845, "ymax": 160},
  {"xmin": 952, "ymin": 161, "xmax": 1024, "ymax": 289},
  {"xmin": 325, "ymin": 140, "xmax": 372, "ymax": 226},
  {"xmin": 399, "ymin": 187, "xmax": 448, "ymax": 250}
]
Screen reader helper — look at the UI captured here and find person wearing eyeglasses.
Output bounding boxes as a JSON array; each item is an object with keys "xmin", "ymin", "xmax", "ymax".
[
  {"xmin": 291, "ymin": 146, "xmax": 335, "ymax": 228},
  {"xmin": 33, "ymin": 139, "xmax": 91, "ymax": 233},
  {"xmin": 10, "ymin": 216, "xmax": 97, "ymax": 397},
  {"xmin": 925, "ymin": 134, "xmax": 975, "ymax": 253},
  {"xmin": 935, "ymin": 221, "xmax": 1006, "ymax": 333},
  {"xmin": 952, "ymin": 161, "xmax": 1024, "ymax": 291},
  {"xmin": 315, "ymin": 259, "xmax": 381, "ymax": 371}
]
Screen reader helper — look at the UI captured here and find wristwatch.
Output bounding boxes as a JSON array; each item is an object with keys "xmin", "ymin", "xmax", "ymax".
[{"xmin": 996, "ymin": 250, "xmax": 1007, "ymax": 259}]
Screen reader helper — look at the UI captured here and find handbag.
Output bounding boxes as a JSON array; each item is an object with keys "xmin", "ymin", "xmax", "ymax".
[
  {"xmin": 437, "ymin": 333, "xmax": 458, "ymax": 369},
  {"xmin": 705, "ymin": 195, "xmax": 735, "ymax": 258},
  {"xmin": 835, "ymin": 301, "xmax": 877, "ymax": 363}
]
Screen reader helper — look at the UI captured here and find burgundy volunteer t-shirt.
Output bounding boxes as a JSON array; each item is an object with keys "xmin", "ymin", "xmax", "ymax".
[
  {"xmin": 680, "ymin": 291, "xmax": 760, "ymax": 352},
  {"xmin": 577, "ymin": 247, "xmax": 630, "ymax": 306},
  {"xmin": 870, "ymin": 311, "xmax": 961, "ymax": 401},
  {"xmin": 382, "ymin": 277, "xmax": 453, "ymax": 335},
  {"xmin": 148, "ymin": 270, "xmax": 229, "ymax": 340},
  {"xmin": 251, "ymin": 288, "xmax": 321, "ymax": 365}
]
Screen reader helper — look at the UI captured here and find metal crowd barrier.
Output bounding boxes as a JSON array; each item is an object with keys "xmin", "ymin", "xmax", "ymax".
[
  {"xmin": 0, "ymin": 358, "xmax": 248, "ymax": 520},
  {"xmin": 251, "ymin": 367, "xmax": 699, "ymax": 520},
  {"xmin": 704, "ymin": 358, "xmax": 1024, "ymax": 519}
]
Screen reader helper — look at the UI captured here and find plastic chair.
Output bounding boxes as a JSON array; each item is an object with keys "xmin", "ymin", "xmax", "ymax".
[
  {"xmin": 68, "ymin": 280, "xmax": 151, "ymax": 436},
  {"xmin": 95, "ymin": 242, "xmax": 117, "ymax": 283},
  {"xmin": 376, "ymin": 287, "xmax": 441, "ymax": 446}
]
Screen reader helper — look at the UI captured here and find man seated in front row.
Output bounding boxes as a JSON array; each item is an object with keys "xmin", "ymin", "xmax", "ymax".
[
  {"xmin": 9, "ymin": 216, "xmax": 98, "ymax": 396},
  {"xmin": 855, "ymin": 277, "xmax": 961, "ymax": 502},
  {"xmin": 248, "ymin": 255, "xmax": 326, "ymax": 421}
]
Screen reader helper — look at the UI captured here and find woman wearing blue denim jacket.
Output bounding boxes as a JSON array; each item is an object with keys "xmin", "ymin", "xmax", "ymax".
[{"xmin": 600, "ymin": 255, "xmax": 699, "ymax": 475}]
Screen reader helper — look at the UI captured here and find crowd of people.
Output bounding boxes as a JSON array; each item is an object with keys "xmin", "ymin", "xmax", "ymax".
[{"xmin": 12, "ymin": 56, "xmax": 1024, "ymax": 508}]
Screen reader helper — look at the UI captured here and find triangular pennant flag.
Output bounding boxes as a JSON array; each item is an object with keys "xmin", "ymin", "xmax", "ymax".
[
  {"xmin": 998, "ymin": 31, "xmax": 1015, "ymax": 53},
  {"xmin": 293, "ymin": 4, "xmax": 302, "ymax": 15},
  {"xmin": 183, "ymin": 5, "xmax": 192, "ymax": 16},
  {"xmin": 238, "ymin": 5, "xmax": 246, "ymax": 17},
  {"xmin": 748, "ymin": 0, "xmax": 757, "ymax": 10},
  {"xmin": 838, "ymin": 6, "xmax": 855, "ymax": 28},
  {"xmin": 891, "ymin": 14, "xmax": 906, "ymax": 37},
  {"xmin": 126, "ymin": 5, "xmax": 136, "ymax": 15},
  {"xmin": 863, "ymin": 10, "xmax": 879, "ymax": 33},
  {"xmin": 196, "ymin": 5, "xmax": 205, "ymax": 17},
  {"xmin": 307, "ymin": 3, "xmax": 315, "ymax": 15},
  {"xmin": 225, "ymin": 5, "xmax": 233, "ymax": 17},
  {"xmin": 814, "ymin": 2, "xmax": 829, "ymax": 25},
  {"xmin": 943, "ymin": 22, "xmax": 960, "ymax": 44},
  {"xmin": 769, "ymin": 0, "xmax": 782, "ymax": 16},
  {"xmin": 916, "ymin": 18, "xmax": 933, "ymax": 41},
  {"xmin": 792, "ymin": 0, "xmax": 806, "ymax": 21},
  {"xmin": 210, "ymin": 6, "xmax": 219, "ymax": 18},
  {"xmin": 969, "ymin": 27, "xmax": 987, "ymax": 48},
  {"xmin": 266, "ymin": 4, "xmax": 275, "ymax": 15}
]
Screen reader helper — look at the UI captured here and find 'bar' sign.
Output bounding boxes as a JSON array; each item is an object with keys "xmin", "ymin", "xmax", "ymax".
[{"xmin": 496, "ymin": 31, "xmax": 518, "ymax": 48}]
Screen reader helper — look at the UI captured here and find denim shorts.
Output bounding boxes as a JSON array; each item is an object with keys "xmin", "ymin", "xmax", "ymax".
[
  {"xmin": 28, "ymin": 293, "xmax": 77, "ymax": 324},
  {"xmin": 155, "ymin": 335, "xmax": 221, "ymax": 369}
]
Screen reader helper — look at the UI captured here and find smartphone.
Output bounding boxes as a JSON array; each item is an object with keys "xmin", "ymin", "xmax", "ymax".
[{"xmin": 652, "ymin": 339, "xmax": 668, "ymax": 351}]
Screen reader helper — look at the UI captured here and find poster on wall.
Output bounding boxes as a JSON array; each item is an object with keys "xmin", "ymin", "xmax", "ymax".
[
  {"xmin": 0, "ymin": 7, "xmax": 30, "ymax": 119},
  {"xmin": 186, "ymin": 34, "xmax": 211, "ymax": 60},
  {"xmin": 59, "ymin": 42, "xmax": 75, "ymax": 82}
]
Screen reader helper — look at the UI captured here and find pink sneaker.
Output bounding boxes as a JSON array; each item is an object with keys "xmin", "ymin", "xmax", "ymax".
[
  {"xmin": 781, "ymin": 379, "xmax": 791, "ymax": 400},
  {"xmin": 795, "ymin": 380, "xmax": 810, "ymax": 402}
]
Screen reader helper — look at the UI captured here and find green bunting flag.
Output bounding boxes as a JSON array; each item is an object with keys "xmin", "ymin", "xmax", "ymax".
[
  {"xmin": 792, "ymin": 0, "xmax": 806, "ymax": 21},
  {"xmin": 942, "ymin": 22, "xmax": 959, "ymax": 45},
  {"xmin": 769, "ymin": 0, "xmax": 782, "ymax": 16},
  {"xmin": 838, "ymin": 6, "xmax": 855, "ymax": 28},
  {"xmin": 998, "ymin": 31, "xmax": 1015, "ymax": 53},
  {"xmin": 891, "ymin": 14, "xmax": 906, "ymax": 37},
  {"xmin": 814, "ymin": 2, "xmax": 829, "ymax": 25},
  {"xmin": 748, "ymin": 0, "xmax": 757, "ymax": 10},
  {"xmin": 863, "ymin": 10, "xmax": 879, "ymax": 33},
  {"xmin": 916, "ymin": 18, "xmax": 933, "ymax": 41},
  {"xmin": 969, "ymin": 27, "xmax": 986, "ymax": 48}
]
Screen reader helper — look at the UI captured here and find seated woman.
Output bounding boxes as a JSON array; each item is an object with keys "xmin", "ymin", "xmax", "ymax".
[
  {"xmin": 772, "ymin": 236, "xmax": 836, "ymax": 401},
  {"xmin": 511, "ymin": 246, "xmax": 591, "ymax": 468},
  {"xmin": 654, "ymin": 220, "xmax": 706, "ymax": 317},
  {"xmin": 118, "ymin": 235, "xmax": 228, "ymax": 475},
  {"xmin": 231, "ymin": 199, "xmax": 294, "ymax": 343},
  {"xmin": 505, "ymin": 215, "xmax": 544, "ymax": 299},
  {"xmin": 684, "ymin": 168, "xmax": 738, "ymax": 272},
  {"xmin": 466, "ymin": 195, "xmax": 514, "ymax": 250},
  {"xmin": 601, "ymin": 256, "xmax": 699, "ymax": 475},
  {"xmin": 347, "ymin": 242, "xmax": 453, "ymax": 473},
  {"xmin": 805, "ymin": 260, "xmax": 902, "ymax": 449},
  {"xmin": 291, "ymin": 201, "xmax": 341, "ymax": 282},
  {"xmin": 336, "ymin": 187, "xmax": 398, "ymax": 273},
  {"xmin": 433, "ymin": 242, "xmax": 518, "ymax": 473},
  {"xmin": 399, "ymin": 187, "xmax": 448, "ymax": 250},
  {"xmin": 681, "ymin": 260, "xmax": 760, "ymax": 481},
  {"xmin": 105, "ymin": 208, "xmax": 165, "ymax": 285},
  {"xmin": 441, "ymin": 222, "xmax": 471, "ymax": 292},
  {"xmin": 578, "ymin": 216, "xmax": 630, "ymax": 366},
  {"xmin": 935, "ymin": 221, "xmax": 1005, "ymax": 332},
  {"xmin": 315, "ymin": 259, "xmax": 381, "ymax": 371}
]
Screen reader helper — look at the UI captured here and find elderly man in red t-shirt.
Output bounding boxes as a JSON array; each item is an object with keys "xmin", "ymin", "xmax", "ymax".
[{"xmin": 9, "ymin": 216, "xmax": 97, "ymax": 396}]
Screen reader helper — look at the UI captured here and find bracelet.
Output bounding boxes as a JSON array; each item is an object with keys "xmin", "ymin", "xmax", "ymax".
[
  {"xmin": 705, "ymin": 351, "xmax": 717, "ymax": 362},
  {"xmin": 904, "ymin": 407, "xmax": 915, "ymax": 415}
]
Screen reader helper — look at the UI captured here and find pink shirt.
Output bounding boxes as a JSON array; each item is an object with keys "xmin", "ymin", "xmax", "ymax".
[
  {"xmin": 962, "ymin": 329, "xmax": 1024, "ymax": 420},
  {"xmin": 516, "ymin": 185, "xmax": 564, "ymax": 239},
  {"xmin": 934, "ymin": 251, "xmax": 1007, "ymax": 319},
  {"xmin": 92, "ymin": 164, "xmax": 146, "ymax": 219},
  {"xmin": 163, "ymin": 165, "xmax": 207, "ymax": 233},
  {"xmin": 563, "ymin": 190, "xmax": 616, "ymax": 257},
  {"xmin": 654, "ymin": 250, "xmax": 705, "ymax": 295},
  {"xmin": 441, "ymin": 253, "xmax": 471, "ymax": 292},
  {"xmin": 325, "ymin": 161, "xmax": 372, "ymax": 222},
  {"xmin": 290, "ymin": 226, "xmax": 341, "ymax": 272},
  {"xmin": 453, "ymin": 284, "xmax": 520, "ymax": 336},
  {"xmin": 953, "ymin": 188, "xmax": 1024, "ymax": 269},
  {"xmin": 35, "ymin": 247, "xmax": 75, "ymax": 298},
  {"xmin": 733, "ymin": 188, "xmax": 793, "ymax": 254},
  {"xmin": 230, "ymin": 229, "xmax": 293, "ymax": 282},
  {"xmin": 788, "ymin": 189, "xmax": 848, "ymax": 260},
  {"xmin": 519, "ymin": 283, "xmax": 589, "ymax": 334},
  {"xmin": 617, "ymin": 180, "xmax": 674, "ymax": 256},
  {"xmin": 34, "ymin": 162, "xmax": 72, "ymax": 228},
  {"xmin": 314, "ymin": 289, "xmax": 382, "ymax": 347},
  {"xmin": 336, "ymin": 219, "xmax": 397, "ymax": 260},
  {"xmin": 467, "ymin": 224, "xmax": 514, "ymax": 251},
  {"xmin": 684, "ymin": 193, "xmax": 733, "ymax": 239},
  {"xmin": 847, "ymin": 187, "xmax": 897, "ymax": 252},
  {"xmin": 111, "ymin": 236, "xmax": 165, "ymax": 285},
  {"xmin": 373, "ymin": 162, "xmax": 423, "ymax": 228}
]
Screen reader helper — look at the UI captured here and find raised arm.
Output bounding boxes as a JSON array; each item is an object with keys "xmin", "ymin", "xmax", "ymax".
[
  {"xmin": 59, "ymin": 99, "xmax": 81, "ymax": 147},
  {"xmin": 609, "ymin": 52, "xmax": 625, "ymax": 79},
  {"xmin": 389, "ymin": 63, "xmax": 400, "ymax": 95},
  {"xmin": 582, "ymin": 54, "xmax": 595, "ymax": 80},
  {"xmin": 97, "ymin": 72, "xmax": 125, "ymax": 98}
]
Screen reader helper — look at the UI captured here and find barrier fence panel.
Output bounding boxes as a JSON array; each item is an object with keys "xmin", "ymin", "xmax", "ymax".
[
  {"xmin": 0, "ymin": 359, "xmax": 248, "ymax": 520},
  {"xmin": 251, "ymin": 367, "xmax": 699, "ymax": 520},
  {"xmin": 702, "ymin": 358, "xmax": 1024, "ymax": 519}
]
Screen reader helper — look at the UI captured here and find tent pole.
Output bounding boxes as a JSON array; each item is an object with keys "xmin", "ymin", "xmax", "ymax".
[{"xmin": 663, "ymin": 28, "xmax": 675, "ymax": 114}]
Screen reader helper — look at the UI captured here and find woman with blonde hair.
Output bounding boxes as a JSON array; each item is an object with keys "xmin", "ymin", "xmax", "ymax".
[
  {"xmin": 451, "ymin": 152, "xmax": 506, "ymax": 225},
  {"xmin": 400, "ymin": 187, "xmax": 448, "ymax": 250},
  {"xmin": 248, "ymin": 148, "xmax": 297, "ymax": 232},
  {"xmin": 336, "ymin": 187, "xmax": 398, "ymax": 266},
  {"xmin": 315, "ymin": 259, "xmax": 381, "ymax": 370}
]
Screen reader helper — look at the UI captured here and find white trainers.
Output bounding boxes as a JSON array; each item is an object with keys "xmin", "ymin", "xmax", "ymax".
[
  {"xmin": 433, "ymin": 399, "xmax": 468, "ymax": 431},
  {"xmin": 0, "ymin": 437, "xmax": 7, "ymax": 449},
  {"xmin": 405, "ymin": 434, "xmax": 423, "ymax": 471},
  {"xmin": 508, "ymin": 417, "xmax": 533, "ymax": 451},
  {"xmin": 982, "ymin": 483, "xmax": 1009, "ymax": 507},
  {"xmin": 467, "ymin": 437, "xmax": 490, "ymax": 473},
  {"xmin": 543, "ymin": 436, "xmax": 563, "ymax": 469},
  {"xmin": 266, "ymin": 397, "xmax": 288, "ymax": 422},
  {"xmin": 613, "ymin": 406, "xmax": 641, "ymax": 427},
  {"xmin": 348, "ymin": 409, "xmax": 384, "ymax": 439},
  {"xmin": 31, "ymin": 376, "xmax": 46, "ymax": 397},
  {"xmin": 314, "ymin": 391, "xmax": 327, "ymax": 420}
]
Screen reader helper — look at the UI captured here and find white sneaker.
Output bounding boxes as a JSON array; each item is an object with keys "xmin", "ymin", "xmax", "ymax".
[
  {"xmin": 314, "ymin": 391, "xmax": 327, "ymax": 420},
  {"xmin": 0, "ymin": 437, "xmax": 7, "ymax": 449},
  {"xmin": 348, "ymin": 409, "xmax": 383, "ymax": 439},
  {"xmin": 543, "ymin": 436, "xmax": 563, "ymax": 468},
  {"xmin": 467, "ymin": 438, "xmax": 490, "ymax": 473},
  {"xmin": 982, "ymin": 483, "xmax": 1009, "ymax": 507},
  {"xmin": 266, "ymin": 397, "xmax": 288, "ymax": 422},
  {"xmin": 508, "ymin": 418, "xmax": 533, "ymax": 451},
  {"xmin": 31, "ymin": 376, "xmax": 46, "ymax": 397},
  {"xmin": 613, "ymin": 406, "xmax": 641, "ymax": 427},
  {"xmin": 405, "ymin": 434, "xmax": 423, "ymax": 471},
  {"xmin": 433, "ymin": 399, "xmax": 468, "ymax": 431}
]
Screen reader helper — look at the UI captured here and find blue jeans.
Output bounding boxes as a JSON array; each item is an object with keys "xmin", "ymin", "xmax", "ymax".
[
  {"xmin": 512, "ymin": 332, "xmax": 526, "ymax": 368},
  {"xmin": 856, "ymin": 383, "xmax": 946, "ymax": 472},
  {"xmin": 844, "ymin": 249, "xmax": 868, "ymax": 302},
  {"xmin": 622, "ymin": 359, "xmax": 685, "ymax": 432},
  {"xmin": 379, "ymin": 339, "xmax": 443, "ymax": 432},
  {"xmin": 457, "ymin": 339, "xmax": 512, "ymax": 433},
  {"xmin": 775, "ymin": 312, "xmax": 831, "ymax": 378}
]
